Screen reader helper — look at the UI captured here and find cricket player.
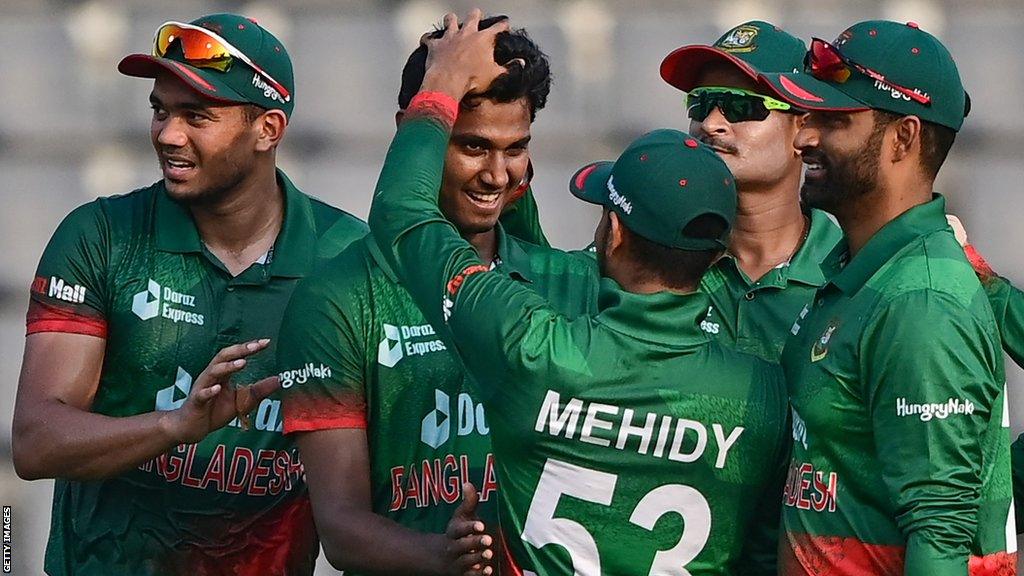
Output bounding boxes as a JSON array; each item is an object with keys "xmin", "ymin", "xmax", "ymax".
[
  {"xmin": 660, "ymin": 21, "xmax": 843, "ymax": 362},
  {"xmin": 368, "ymin": 11, "xmax": 789, "ymax": 574},
  {"xmin": 12, "ymin": 13, "xmax": 367, "ymax": 575},
  {"xmin": 275, "ymin": 15, "xmax": 598, "ymax": 576},
  {"xmin": 758, "ymin": 20, "xmax": 1016, "ymax": 574}
]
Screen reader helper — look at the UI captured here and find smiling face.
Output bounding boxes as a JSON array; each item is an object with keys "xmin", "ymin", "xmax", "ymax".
[
  {"xmin": 439, "ymin": 97, "xmax": 532, "ymax": 235},
  {"xmin": 688, "ymin": 65, "xmax": 804, "ymax": 191},
  {"xmin": 796, "ymin": 109, "xmax": 885, "ymax": 213},
  {"xmin": 149, "ymin": 72, "xmax": 261, "ymax": 205}
]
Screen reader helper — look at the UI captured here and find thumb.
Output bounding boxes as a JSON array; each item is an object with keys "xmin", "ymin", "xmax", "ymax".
[{"xmin": 456, "ymin": 482, "xmax": 481, "ymax": 520}]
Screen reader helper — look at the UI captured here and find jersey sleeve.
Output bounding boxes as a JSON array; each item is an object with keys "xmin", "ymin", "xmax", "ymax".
[
  {"xmin": 499, "ymin": 185, "xmax": 550, "ymax": 248},
  {"xmin": 961, "ymin": 244, "xmax": 1024, "ymax": 368},
  {"xmin": 860, "ymin": 290, "xmax": 1004, "ymax": 575},
  {"xmin": 27, "ymin": 201, "xmax": 110, "ymax": 338},
  {"xmin": 278, "ymin": 261, "xmax": 369, "ymax": 433},
  {"xmin": 368, "ymin": 94, "xmax": 581, "ymax": 400}
]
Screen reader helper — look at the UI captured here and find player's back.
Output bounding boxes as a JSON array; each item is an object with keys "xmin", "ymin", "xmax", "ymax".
[{"xmin": 488, "ymin": 288, "xmax": 789, "ymax": 576}]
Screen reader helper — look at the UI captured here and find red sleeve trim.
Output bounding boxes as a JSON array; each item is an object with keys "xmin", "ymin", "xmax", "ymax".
[
  {"xmin": 283, "ymin": 414, "xmax": 368, "ymax": 434},
  {"xmin": 406, "ymin": 91, "xmax": 459, "ymax": 128},
  {"xmin": 26, "ymin": 301, "xmax": 107, "ymax": 338},
  {"xmin": 964, "ymin": 244, "xmax": 995, "ymax": 279}
]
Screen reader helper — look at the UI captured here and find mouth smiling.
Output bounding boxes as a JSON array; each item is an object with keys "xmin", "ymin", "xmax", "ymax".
[{"xmin": 465, "ymin": 189, "xmax": 502, "ymax": 210}]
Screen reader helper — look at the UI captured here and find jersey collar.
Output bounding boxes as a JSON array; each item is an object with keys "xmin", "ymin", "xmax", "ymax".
[
  {"xmin": 825, "ymin": 194, "xmax": 949, "ymax": 296},
  {"xmin": 155, "ymin": 169, "xmax": 317, "ymax": 278},
  {"xmin": 595, "ymin": 278, "xmax": 711, "ymax": 348},
  {"xmin": 786, "ymin": 209, "xmax": 842, "ymax": 287}
]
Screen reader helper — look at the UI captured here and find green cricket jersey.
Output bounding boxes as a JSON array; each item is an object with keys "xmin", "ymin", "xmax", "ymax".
[
  {"xmin": 500, "ymin": 186, "xmax": 550, "ymax": 248},
  {"xmin": 699, "ymin": 209, "xmax": 842, "ymax": 362},
  {"xmin": 27, "ymin": 171, "xmax": 367, "ymax": 576},
  {"xmin": 275, "ymin": 228, "xmax": 597, "ymax": 575},
  {"xmin": 365, "ymin": 96, "xmax": 790, "ymax": 576},
  {"xmin": 780, "ymin": 196, "xmax": 1016, "ymax": 576}
]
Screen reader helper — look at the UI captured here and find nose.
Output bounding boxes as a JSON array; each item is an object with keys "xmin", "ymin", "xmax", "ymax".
[
  {"xmin": 478, "ymin": 153, "xmax": 511, "ymax": 191},
  {"xmin": 692, "ymin": 106, "xmax": 730, "ymax": 137},
  {"xmin": 794, "ymin": 123, "xmax": 819, "ymax": 153},
  {"xmin": 154, "ymin": 115, "xmax": 188, "ymax": 148}
]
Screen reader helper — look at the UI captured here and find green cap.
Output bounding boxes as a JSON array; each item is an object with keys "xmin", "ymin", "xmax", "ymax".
[
  {"xmin": 118, "ymin": 13, "xmax": 295, "ymax": 118},
  {"xmin": 661, "ymin": 21, "xmax": 806, "ymax": 92},
  {"xmin": 570, "ymin": 129, "xmax": 736, "ymax": 251},
  {"xmin": 760, "ymin": 20, "xmax": 969, "ymax": 130}
]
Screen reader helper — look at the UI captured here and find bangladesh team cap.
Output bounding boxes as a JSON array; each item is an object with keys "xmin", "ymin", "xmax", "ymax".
[
  {"xmin": 759, "ymin": 20, "xmax": 970, "ymax": 131},
  {"xmin": 118, "ymin": 13, "xmax": 295, "ymax": 118},
  {"xmin": 570, "ymin": 129, "xmax": 736, "ymax": 251},
  {"xmin": 660, "ymin": 21, "xmax": 807, "ymax": 92}
]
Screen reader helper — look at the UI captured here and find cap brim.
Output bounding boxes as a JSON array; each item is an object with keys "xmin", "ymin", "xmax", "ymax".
[
  {"xmin": 118, "ymin": 54, "xmax": 247, "ymax": 104},
  {"xmin": 758, "ymin": 72, "xmax": 870, "ymax": 112},
  {"xmin": 569, "ymin": 161, "xmax": 614, "ymax": 206},
  {"xmin": 660, "ymin": 46, "xmax": 760, "ymax": 92}
]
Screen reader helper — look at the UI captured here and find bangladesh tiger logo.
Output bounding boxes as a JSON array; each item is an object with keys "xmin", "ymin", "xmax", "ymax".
[
  {"xmin": 717, "ymin": 25, "xmax": 760, "ymax": 53},
  {"xmin": 811, "ymin": 320, "xmax": 839, "ymax": 362}
]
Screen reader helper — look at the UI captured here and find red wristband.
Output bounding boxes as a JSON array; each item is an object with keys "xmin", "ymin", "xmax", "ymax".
[{"xmin": 406, "ymin": 91, "xmax": 459, "ymax": 128}]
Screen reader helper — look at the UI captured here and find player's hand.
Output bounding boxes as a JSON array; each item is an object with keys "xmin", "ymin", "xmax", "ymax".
[
  {"xmin": 163, "ymin": 339, "xmax": 280, "ymax": 444},
  {"xmin": 420, "ymin": 9, "xmax": 514, "ymax": 102},
  {"xmin": 440, "ymin": 482, "xmax": 494, "ymax": 576},
  {"xmin": 947, "ymin": 214, "xmax": 996, "ymax": 277}
]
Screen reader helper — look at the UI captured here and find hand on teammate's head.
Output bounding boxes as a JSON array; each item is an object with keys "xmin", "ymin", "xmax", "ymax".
[{"xmin": 420, "ymin": 9, "xmax": 515, "ymax": 102}]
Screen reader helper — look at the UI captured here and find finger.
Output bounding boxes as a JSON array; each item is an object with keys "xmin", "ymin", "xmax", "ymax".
[
  {"xmin": 454, "ymin": 482, "xmax": 481, "ymax": 520},
  {"xmin": 441, "ymin": 12, "xmax": 458, "ymax": 36},
  {"xmin": 464, "ymin": 8, "xmax": 484, "ymax": 31},
  {"xmin": 487, "ymin": 17, "xmax": 511, "ymax": 36},
  {"xmin": 195, "ymin": 383, "xmax": 221, "ymax": 404},
  {"xmin": 211, "ymin": 339, "xmax": 271, "ymax": 363},
  {"xmin": 420, "ymin": 30, "xmax": 433, "ymax": 46},
  {"xmin": 446, "ymin": 518, "xmax": 486, "ymax": 540},
  {"xmin": 449, "ymin": 533, "xmax": 493, "ymax": 558},
  {"xmin": 202, "ymin": 358, "xmax": 248, "ymax": 382},
  {"xmin": 235, "ymin": 376, "xmax": 280, "ymax": 413}
]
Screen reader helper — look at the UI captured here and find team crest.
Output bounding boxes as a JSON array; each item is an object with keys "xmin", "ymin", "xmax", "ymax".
[
  {"xmin": 810, "ymin": 320, "xmax": 839, "ymax": 362},
  {"xmin": 717, "ymin": 25, "xmax": 760, "ymax": 53}
]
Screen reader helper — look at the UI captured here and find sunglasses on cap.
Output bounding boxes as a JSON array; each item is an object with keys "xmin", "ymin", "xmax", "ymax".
[
  {"xmin": 806, "ymin": 38, "xmax": 930, "ymax": 106},
  {"xmin": 686, "ymin": 86, "xmax": 800, "ymax": 123},
  {"xmin": 153, "ymin": 21, "xmax": 291, "ymax": 103}
]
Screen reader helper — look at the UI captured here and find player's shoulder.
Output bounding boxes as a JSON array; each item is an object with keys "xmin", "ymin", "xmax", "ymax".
[
  {"xmin": 52, "ymin": 181, "xmax": 163, "ymax": 240},
  {"xmin": 506, "ymin": 234, "xmax": 600, "ymax": 280},
  {"xmin": 301, "ymin": 194, "xmax": 369, "ymax": 259},
  {"xmin": 874, "ymin": 228, "xmax": 985, "ymax": 309},
  {"xmin": 298, "ymin": 237, "xmax": 377, "ymax": 299}
]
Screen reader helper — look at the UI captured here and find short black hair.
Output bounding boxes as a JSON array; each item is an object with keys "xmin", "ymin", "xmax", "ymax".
[
  {"xmin": 873, "ymin": 110, "xmax": 957, "ymax": 180},
  {"xmin": 621, "ymin": 214, "xmax": 727, "ymax": 290},
  {"xmin": 398, "ymin": 16, "xmax": 552, "ymax": 121}
]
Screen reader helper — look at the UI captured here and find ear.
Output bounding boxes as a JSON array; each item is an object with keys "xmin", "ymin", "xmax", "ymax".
[
  {"xmin": 255, "ymin": 109, "xmax": 288, "ymax": 153},
  {"xmin": 395, "ymin": 110, "xmax": 404, "ymax": 129},
  {"xmin": 890, "ymin": 115, "xmax": 921, "ymax": 164},
  {"xmin": 608, "ymin": 211, "xmax": 626, "ymax": 254}
]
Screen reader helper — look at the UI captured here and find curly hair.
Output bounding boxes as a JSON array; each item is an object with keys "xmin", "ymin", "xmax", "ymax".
[{"xmin": 397, "ymin": 16, "xmax": 552, "ymax": 121}]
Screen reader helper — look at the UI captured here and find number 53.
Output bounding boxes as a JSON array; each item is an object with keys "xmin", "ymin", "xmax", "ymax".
[{"xmin": 521, "ymin": 458, "xmax": 711, "ymax": 576}]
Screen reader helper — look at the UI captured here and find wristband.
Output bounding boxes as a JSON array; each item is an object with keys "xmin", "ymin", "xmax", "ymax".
[{"xmin": 406, "ymin": 91, "xmax": 459, "ymax": 128}]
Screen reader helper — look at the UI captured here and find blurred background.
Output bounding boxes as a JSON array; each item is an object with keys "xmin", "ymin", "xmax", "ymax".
[{"xmin": 1, "ymin": 0, "xmax": 1023, "ymax": 573}]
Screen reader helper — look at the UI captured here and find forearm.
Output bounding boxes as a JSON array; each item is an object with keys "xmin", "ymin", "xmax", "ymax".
[
  {"xmin": 317, "ymin": 508, "xmax": 448, "ymax": 575},
  {"xmin": 13, "ymin": 400, "xmax": 180, "ymax": 480},
  {"xmin": 903, "ymin": 533, "xmax": 968, "ymax": 575}
]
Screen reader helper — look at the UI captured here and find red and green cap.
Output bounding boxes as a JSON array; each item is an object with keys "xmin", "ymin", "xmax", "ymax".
[
  {"xmin": 118, "ymin": 13, "xmax": 295, "ymax": 118},
  {"xmin": 759, "ymin": 20, "xmax": 969, "ymax": 131},
  {"xmin": 661, "ymin": 20, "xmax": 807, "ymax": 92},
  {"xmin": 570, "ymin": 129, "xmax": 736, "ymax": 251}
]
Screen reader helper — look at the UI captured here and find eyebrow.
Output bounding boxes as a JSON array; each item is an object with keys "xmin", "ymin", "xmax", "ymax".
[
  {"xmin": 451, "ymin": 133, "xmax": 532, "ymax": 149},
  {"xmin": 148, "ymin": 93, "xmax": 213, "ymax": 113}
]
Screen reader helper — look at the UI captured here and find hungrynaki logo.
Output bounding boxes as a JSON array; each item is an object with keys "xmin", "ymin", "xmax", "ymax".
[
  {"xmin": 420, "ymin": 389, "xmax": 489, "ymax": 449},
  {"xmin": 34, "ymin": 276, "xmax": 87, "ymax": 304},
  {"xmin": 896, "ymin": 397, "xmax": 976, "ymax": 422},
  {"xmin": 252, "ymin": 73, "xmax": 288, "ymax": 104},
  {"xmin": 606, "ymin": 176, "xmax": 633, "ymax": 214},
  {"xmin": 378, "ymin": 323, "xmax": 447, "ymax": 368},
  {"xmin": 279, "ymin": 363, "xmax": 333, "ymax": 389},
  {"xmin": 132, "ymin": 279, "xmax": 204, "ymax": 325}
]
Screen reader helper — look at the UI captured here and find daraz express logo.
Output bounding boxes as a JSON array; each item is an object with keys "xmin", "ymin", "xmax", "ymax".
[
  {"xmin": 377, "ymin": 323, "xmax": 447, "ymax": 368},
  {"xmin": 420, "ymin": 389, "xmax": 490, "ymax": 449},
  {"xmin": 132, "ymin": 279, "xmax": 204, "ymax": 325}
]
